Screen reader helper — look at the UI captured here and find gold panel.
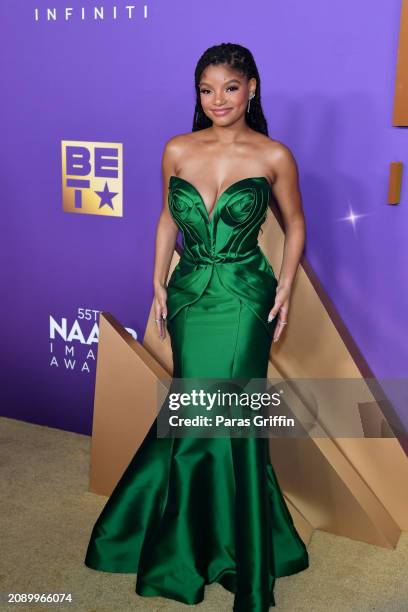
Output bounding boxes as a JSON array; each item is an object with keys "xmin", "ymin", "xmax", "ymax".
[
  {"xmin": 393, "ymin": 0, "xmax": 408, "ymax": 125},
  {"xmin": 388, "ymin": 162, "xmax": 403, "ymax": 204},
  {"xmin": 88, "ymin": 313, "xmax": 171, "ymax": 497}
]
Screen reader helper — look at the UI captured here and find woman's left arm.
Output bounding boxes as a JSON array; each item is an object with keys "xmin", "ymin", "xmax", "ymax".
[{"xmin": 267, "ymin": 143, "xmax": 306, "ymax": 342}]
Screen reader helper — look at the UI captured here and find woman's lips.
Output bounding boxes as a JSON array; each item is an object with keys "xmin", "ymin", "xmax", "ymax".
[{"xmin": 212, "ymin": 108, "xmax": 232, "ymax": 116}]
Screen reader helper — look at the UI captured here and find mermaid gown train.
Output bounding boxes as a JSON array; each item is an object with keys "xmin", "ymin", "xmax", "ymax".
[{"xmin": 84, "ymin": 175, "xmax": 309, "ymax": 610}]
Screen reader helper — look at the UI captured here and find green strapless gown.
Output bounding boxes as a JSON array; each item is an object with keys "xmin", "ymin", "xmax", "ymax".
[{"xmin": 84, "ymin": 176, "xmax": 309, "ymax": 610}]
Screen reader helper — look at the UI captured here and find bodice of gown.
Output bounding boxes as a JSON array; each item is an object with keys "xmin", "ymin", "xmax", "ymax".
[{"xmin": 166, "ymin": 175, "xmax": 278, "ymax": 338}]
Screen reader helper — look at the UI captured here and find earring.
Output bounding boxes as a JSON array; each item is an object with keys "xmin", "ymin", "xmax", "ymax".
[{"xmin": 247, "ymin": 92, "xmax": 255, "ymax": 113}]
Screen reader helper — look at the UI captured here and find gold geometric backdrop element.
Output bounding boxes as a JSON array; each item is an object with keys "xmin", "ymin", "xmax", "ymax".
[
  {"xmin": 144, "ymin": 203, "xmax": 408, "ymax": 548},
  {"xmin": 390, "ymin": 1, "xmax": 408, "ymax": 203},
  {"xmin": 388, "ymin": 162, "xmax": 403, "ymax": 205},
  {"xmin": 87, "ymin": 195, "xmax": 408, "ymax": 553},
  {"xmin": 393, "ymin": 0, "xmax": 408, "ymax": 126}
]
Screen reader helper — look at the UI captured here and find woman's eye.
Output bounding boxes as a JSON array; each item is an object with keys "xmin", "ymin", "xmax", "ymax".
[{"xmin": 200, "ymin": 86, "xmax": 239, "ymax": 95}]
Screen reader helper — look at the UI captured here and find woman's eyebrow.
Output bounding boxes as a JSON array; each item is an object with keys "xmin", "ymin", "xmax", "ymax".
[{"xmin": 199, "ymin": 78, "xmax": 241, "ymax": 87}]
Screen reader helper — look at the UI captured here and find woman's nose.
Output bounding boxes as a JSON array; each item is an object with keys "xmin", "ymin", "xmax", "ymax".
[{"xmin": 214, "ymin": 94, "xmax": 226, "ymax": 105}]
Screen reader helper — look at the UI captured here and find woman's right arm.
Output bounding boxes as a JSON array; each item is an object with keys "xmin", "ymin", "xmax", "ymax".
[{"xmin": 153, "ymin": 138, "xmax": 181, "ymax": 340}]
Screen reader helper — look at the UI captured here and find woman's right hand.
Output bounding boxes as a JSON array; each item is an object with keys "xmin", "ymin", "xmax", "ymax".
[{"xmin": 154, "ymin": 283, "xmax": 168, "ymax": 340}]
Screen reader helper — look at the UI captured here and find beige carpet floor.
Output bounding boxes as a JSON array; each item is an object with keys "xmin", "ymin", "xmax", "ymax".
[{"xmin": 0, "ymin": 416, "xmax": 407, "ymax": 612}]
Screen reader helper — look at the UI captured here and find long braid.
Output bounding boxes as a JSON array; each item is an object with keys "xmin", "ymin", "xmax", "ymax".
[{"xmin": 192, "ymin": 43, "xmax": 269, "ymax": 136}]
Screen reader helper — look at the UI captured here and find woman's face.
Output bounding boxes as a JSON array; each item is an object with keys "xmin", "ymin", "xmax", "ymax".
[{"xmin": 198, "ymin": 64, "xmax": 256, "ymax": 126}]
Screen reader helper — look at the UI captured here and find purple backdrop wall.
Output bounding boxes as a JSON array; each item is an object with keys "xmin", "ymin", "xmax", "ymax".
[{"xmin": 1, "ymin": 0, "xmax": 407, "ymax": 435}]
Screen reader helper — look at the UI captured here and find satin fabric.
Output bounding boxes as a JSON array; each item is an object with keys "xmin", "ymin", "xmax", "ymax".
[
  {"xmin": 84, "ymin": 176, "xmax": 309, "ymax": 610},
  {"xmin": 167, "ymin": 176, "xmax": 278, "ymax": 339}
]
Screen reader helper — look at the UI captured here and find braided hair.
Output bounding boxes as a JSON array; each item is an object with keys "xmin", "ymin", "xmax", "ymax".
[{"xmin": 193, "ymin": 43, "xmax": 269, "ymax": 136}]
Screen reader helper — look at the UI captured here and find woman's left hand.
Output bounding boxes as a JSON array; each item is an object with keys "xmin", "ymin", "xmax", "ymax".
[{"xmin": 267, "ymin": 283, "xmax": 291, "ymax": 343}]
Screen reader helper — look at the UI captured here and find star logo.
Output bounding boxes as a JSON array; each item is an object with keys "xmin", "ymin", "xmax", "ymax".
[{"xmin": 95, "ymin": 181, "xmax": 119, "ymax": 210}]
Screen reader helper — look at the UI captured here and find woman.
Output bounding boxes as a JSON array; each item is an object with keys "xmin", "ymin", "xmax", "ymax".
[{"xmin": 85, "ymin": 43, "xmax": 309, "ymax": 610}]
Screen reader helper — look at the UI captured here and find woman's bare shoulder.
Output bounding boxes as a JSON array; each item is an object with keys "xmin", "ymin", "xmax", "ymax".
[
  {"xmin": 256, "ymin": 133, "xmax": 294, "ymax": 158},
  {"xmin": 164, "ymin": 131, "xmax": 203, "ymax": 150},
  {"xmin": 163, "ymin": 131, "xmax": 205, "ymax": 168}
]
